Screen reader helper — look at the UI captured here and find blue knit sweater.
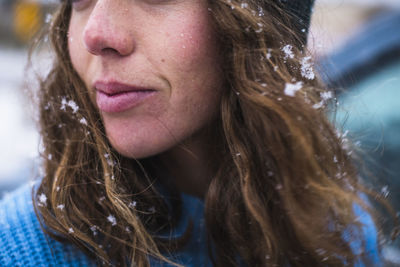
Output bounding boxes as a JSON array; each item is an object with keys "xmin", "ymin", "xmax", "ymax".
[
  {"xmin": 0, "ymin": 183, "xmax": 209, "ymax": 266},
  {"xmin": 0, "ymin": 183, "xmax": 381, "ymax": 266}
]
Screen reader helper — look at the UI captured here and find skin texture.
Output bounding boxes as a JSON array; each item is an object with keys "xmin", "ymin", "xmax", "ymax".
[{"xmin": 68, "ymin": 0, "xmax": 223, "ymax": 168}]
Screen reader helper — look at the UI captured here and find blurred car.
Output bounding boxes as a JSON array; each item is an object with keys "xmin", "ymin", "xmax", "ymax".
[
  {"xmin": 318, "ymin": 10, "xmax": 400, "ymax": 265},
  {"xmin": 0, "ymin": 0, "xmax": 56, "ymax": 45}
]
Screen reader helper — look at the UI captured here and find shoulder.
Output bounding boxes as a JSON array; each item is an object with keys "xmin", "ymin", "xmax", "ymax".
[
  {"xmin": 0, "ymin": 183, "xmax": 96, "ymax": 267},
  {"xmin": 350, "ymin": 204, "xmax": 383, "ymax": 267}
]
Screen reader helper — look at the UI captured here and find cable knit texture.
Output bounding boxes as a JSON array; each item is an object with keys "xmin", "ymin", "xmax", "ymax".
[
  {"xmin": 0, "ymin": 183, "xmax": 209, "ymax": 267},
  {"xmin": 0, "ymin": 184, "xmax": 96, "ymax": 266}
]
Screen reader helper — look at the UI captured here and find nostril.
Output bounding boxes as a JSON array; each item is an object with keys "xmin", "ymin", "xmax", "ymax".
[{"xmin": 100, "ymin": 47, "xmax": 120, "ymax": 56}]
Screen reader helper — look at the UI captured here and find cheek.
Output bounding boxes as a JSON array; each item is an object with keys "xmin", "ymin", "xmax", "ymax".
[
  {"xmin": 67, "ymin": 19, "xmax": 97, "ymax": 103},
  {"xmin": 68, "ymin": 19, "xmax": 90, "ymax": 82},
  {"xmin": 160, "ymin": 13, "xmax": 223, "ymax": 103},
  {"xmin": 168, "ymin": 13, "xmax": 222, "ymax": 115},
  {"xmin": 68, "ymin": 22, "xmax": 80, "ymax": 70},
  {"xmin": 160, "ymin": 11, "xmax": 218, "ymax": 71}
]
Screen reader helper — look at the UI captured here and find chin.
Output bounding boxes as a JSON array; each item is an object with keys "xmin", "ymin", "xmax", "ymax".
[{"xmin": 107, "ymin": 133, "xmax": 175, "ymax": 160}]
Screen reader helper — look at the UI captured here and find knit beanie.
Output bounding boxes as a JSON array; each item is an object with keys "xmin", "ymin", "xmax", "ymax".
[{"xmin": 280, "ymin": 0, "xmax": 315, "ymax": 44}]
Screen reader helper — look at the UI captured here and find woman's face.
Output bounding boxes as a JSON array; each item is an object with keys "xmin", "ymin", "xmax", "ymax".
[{"xmin": 68, "ymin": 0, "xmax": 223, "ymax": 159}]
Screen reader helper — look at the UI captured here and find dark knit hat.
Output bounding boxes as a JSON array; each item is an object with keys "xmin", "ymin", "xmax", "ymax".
[{"xmin": 280, "ymin": 0, "xmax": 315, "ymax": 44}]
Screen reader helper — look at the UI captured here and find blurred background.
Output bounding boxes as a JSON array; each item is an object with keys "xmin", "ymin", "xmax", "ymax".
[
  {"xmin": 0, "ymin": 0, "xmax": 399, "ymax": 263},
  {"xmin": 310, "ymin": 1, "xmax": 400, "ymax": 263},
  {"xmin": 0, "ymin": 0, "xmax": 56, "ymax": 196}
]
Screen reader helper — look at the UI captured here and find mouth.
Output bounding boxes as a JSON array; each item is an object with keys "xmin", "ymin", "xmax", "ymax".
[
  {"xmin": 94, "ymin": 81, "xmax": 155, "ymax": 95},
  {"xmin": 94, "ymin": 81, "xmax": 157, "ymax": 113}
]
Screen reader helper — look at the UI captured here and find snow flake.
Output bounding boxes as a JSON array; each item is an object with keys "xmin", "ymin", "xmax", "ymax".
[
  {"xmin": 381, "ymin": 185, "xmax": 389, "ymax": 198},
  {"xmin": 240, "ymin": 3, "xmax": 248, "ymax": 8},
  {"xmin": 266, "ymin": 49, "xmax": 272, "ymax": 60},
  {"xmin": 315, "ymin": 248, "xmax": 326, "ymax": 255},
  {"xmin": 300, "ymin": 56, "xmax": 315, "ymax": 80},
  {"xmin": 68, "ymin": 228, "xmax": 74, "ymax": 233},
  {"xmin": 79, "ymin": 117, "xmax": 88, "ymax": 126},
  {"xmin": 320, "ymin": 91, "xmax": 333, "ymax": 101},
  {"xmin": 129, "ymin": 201, "xmax": 137, "ymax": 208},
  {"xmin": 148, "ymin": 206, "xmax": 156, "ymax": 213},
  {"xmin": 68, "ymin": 100, "xmax": 79, "ymax": 113},
  {"xmin": 29, "ymin": 180, "xmax": 38, "ymax": 188},
  {"xmin": 60, "ymin": 97, "xmax": 79, "ymax": 114},
  {"xmin": 44, "ymin": 102, "xmax": 51, "ymax": 110},
  {"xmin": 336, "ymin": 171, "xmax": 347, "ymax": 180},
  {"xmin": 60, "ymin": 97, "xmax": 67, "ymax": 111},
  {"xmin": 258, "ymin": 6, "xmax": 265, "ymax": 17},
  {"xmin": 104, "ymin": 153, "xmax": 115, "ymax": 166},
  {"xmin": 45, "ymin": 13, "xmax": 53, "ymax": 24},
  {"xmin": 107, "ymin": 215, "xmax": 117, "ymax": 226},
  {"xmin": 336, "ymin": 130, "xmax": 349, "ymax": 140},
  {"xmin": 57, "ymin": 204, "xmax": 65, "ymax": 210},
  {"xmin": 39, "ymin": 193, "xmax": 47, "ymax": 205},
  {"xmin": 284, "ymin": 82, "xmax": 303, "ymax": 97},
  {"xmin": 255, "ymin": 22, "xmax": 263, "ymax": 33},
  {"xmin": 312, "ymin": 101, "xmax": 324, "ymax": 109},
  {"xmin": 90, "ymin": 225, "xmax": 98, "ymax": 236},
  {"xmin": 281, "ymin": 44, "xmax": 294, "ymax": 60}
]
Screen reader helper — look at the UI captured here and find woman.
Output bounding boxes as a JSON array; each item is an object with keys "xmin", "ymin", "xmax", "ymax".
[{"xmin": 0, "ymin": 0, "xmax": 387, "ymax": 266}]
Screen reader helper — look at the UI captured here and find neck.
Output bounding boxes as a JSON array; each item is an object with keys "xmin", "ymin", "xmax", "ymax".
[{"xmin": 159, "ymin": 125, "xmax": 220, "ymax": 198}]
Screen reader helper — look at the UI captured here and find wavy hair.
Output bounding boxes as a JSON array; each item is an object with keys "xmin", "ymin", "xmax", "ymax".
[{"xmin": 33, "ymin": 0, "xmax": 385, "ymax": 266}]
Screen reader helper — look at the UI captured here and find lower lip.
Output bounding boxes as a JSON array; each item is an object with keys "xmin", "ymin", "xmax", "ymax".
[{"xmin": 96, "ymin": 90, "xmax": 156, "ymax": 113}]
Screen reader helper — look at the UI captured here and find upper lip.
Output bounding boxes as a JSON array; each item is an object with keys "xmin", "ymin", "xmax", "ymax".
[{"xmin": 94, "ymin": 81, "xmax": 155, "ymax": 96}]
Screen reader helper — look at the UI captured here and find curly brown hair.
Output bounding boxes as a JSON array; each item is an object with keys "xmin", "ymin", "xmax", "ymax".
[{"xmin": 32, "ymin": 0, "xmax": 386, "ymax": 266}]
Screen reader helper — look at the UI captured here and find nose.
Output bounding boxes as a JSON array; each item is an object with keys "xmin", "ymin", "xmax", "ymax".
[{"xmin": 82, "ymin": 3, "xmax": 135, "ymax": 57}]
